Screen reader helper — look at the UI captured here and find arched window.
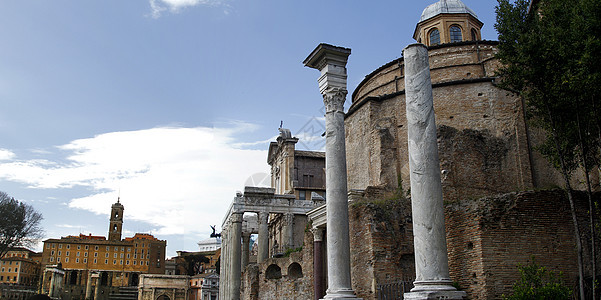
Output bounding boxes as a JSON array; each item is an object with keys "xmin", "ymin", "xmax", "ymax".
[
  {"xmin": 450, "ymin": 25, "xmax": 463, "ymax": 43},
  {"xmin": 471, "ymin": 29, "xmax": 478, "ymax": 41},
  {"xmin": 429, "ymin": 28, "xmax": 440, "ymax": 46},
  {"xmin": 265, "ymin": 264, "xmax": 282, "ymax": 279},
  {"xmin": 288, "ymin": 263, "xmax": 303, "ymax": 279}
]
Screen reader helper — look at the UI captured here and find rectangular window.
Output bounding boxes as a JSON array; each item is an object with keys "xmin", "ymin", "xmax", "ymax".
[
  {"xmin": 126, "ymin": 261, "xmax": 130, "ymax": 265},
  {"xmin": 83, "ymin": 258, "xmax": 87, "ymax": 263},
  {"xmin": 66, "ymin": 245, "xmax": 70, "ymax": 249},
  {"xmin": 120, "ymin": 253, "xmax": 124, "ymax": 258},
  {"xmin": 85, "ymin": 246, "xmax": 89, "ymax": 250},
  {"xmin": 94, "ymin": 253, "xmax": 98, "ymax": 257},
  {"xmin": 120, "ymin": 260, "xmax": 123, "ymax": 265},
  {"xmin": 7, "ymin": 268, "xmax": 10, "ymax": 272},
  {"xmin": 76, "ymin": 258, "xmax": 79, "ymax": 263},
  {"xmin": 52, "ymin": 244, "xmax": 55, "ymax": 248},
  {"xmin": 121, "ymin": 247, "xmax": 124, "ymax": 251},
  {"xmin": 77, "ymin": 245, "xmax": 81, "ymax": 250},
  {"xmin": 140, "ymin": 260, "xmax": 143, "ymax": 265},
  {"xmin": 50, "ymin": 257, "xmax": 54, "ymax": 262},
  {"xmin": 93, "ymin": 258, "xmax": 97, "ymax": 264},
  {"xmin": 133, "ymin": 261, "xmax": 137, "ymax": 265},
  {"xmin": 46, "ymin": 244, "xmax": 50, "ymax": 249},
  {"xmin": 51, "ymin": 250, "xmax": 55, "ymax": 255},
  {"xmin": 57, "ymin": 257, "xmax": 60, "ymax": 263},
  {"xmin": 84, "ymin": 252, "xmax": 88, "ymax": 257},
  {"xmin": 113, "ymin": 260, "xmax": 116, "ymax": 265},
  {"xmin": 65, "ymin": 257, "xmax": 69, "ymax": 263},
  {"xmin": 105, "ymin": 253, "xmax": 109, "ymax": 258},
  {"xmin": 94, "ymin": 246, "xmax": 98, "ymax": 251},
  {"xmin": 114, "ymin": 253, "xmax": 117, "ymax": 258},
  {"xmin": 146, "ymin": 261, "xmax": 149, "ymax": 266},
  {"xmin": 77, "ymin": 252, "xmax": 80, "ymax": 257},
  {"xmin": 134, "ymin": 254, "xmax": 137, "ymax": 259},
  {"xmin": 127, "ymin": 248, "xmax": 131, "ymax": 252},
  {"xmin": 66, "ymin": 251, "xmax": 70, "ymax": 256},
  {"xmin": 106, "ymin": 246, "xmax": 110, "ymax": 251},
  {"xmin": 59, "ymin": 244, "xmax": 62, "ymax": 249},
  {"xmin": 114, "ymin": 247, "xmax": 118, "ymax": 251},
  {"xmin": 127, "ymin": 253, "xmax": 130, "ymax": 259},
  {"xmin": 105, "ymin": 259, "xmax": 108, "ymax": 264}
]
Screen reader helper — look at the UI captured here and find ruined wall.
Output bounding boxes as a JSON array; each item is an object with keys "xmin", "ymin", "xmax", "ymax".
[
  {"xmin": 243, "ymin": 229, "xmax": 314, "ymax": 300},
  {"xmin": 348, "ymin": 187, "xmax": 415, "ymax": 300},
  {"xmin": 446, "ymin": 190, "xmax": 600, "ymax": 299}
]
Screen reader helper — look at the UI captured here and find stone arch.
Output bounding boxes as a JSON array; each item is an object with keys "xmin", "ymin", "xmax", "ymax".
[
  {"xmin": 265, "ymin": 264, "xmax": 282, "ymax": 279},
  {"xmin": 429, "ymin": 28, "xmax": 440, "ymax": 46},
  {"xmin": 156, "ymin": 295, "xmax": 170, "ymax": 300},
  {"xmin": 287, "ymin": 262, "xmax": 303, "ymax": 279}
]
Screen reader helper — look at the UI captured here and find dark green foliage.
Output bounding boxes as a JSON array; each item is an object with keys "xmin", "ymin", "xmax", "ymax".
[
  {"xmin": 0, "ymin": 191, "xmax": 43, "ymax": 258},
  {"xmin": 503, "ymin": 259, "xmax": 572, "ymax": 300},
  {"xmin": 283, "ymin": 246, "xmax": 302, "ymax": 257}
]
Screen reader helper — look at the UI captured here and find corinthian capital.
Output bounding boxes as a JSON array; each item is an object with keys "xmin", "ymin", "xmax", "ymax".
[{"xmin": 322, "ymin": 88, "xmax": 348, "ymax": 113}]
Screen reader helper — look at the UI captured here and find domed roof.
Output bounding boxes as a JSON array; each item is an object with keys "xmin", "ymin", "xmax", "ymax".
[{"xmin": 419, "ymin": 0, "xmax": 478, "ymax": 23}]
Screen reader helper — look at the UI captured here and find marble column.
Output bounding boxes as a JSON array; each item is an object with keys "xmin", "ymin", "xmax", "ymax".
[
  {"xmin": 49, "ymin": 271, "xmax": 56, "ymax": 298},
  {"xmin": 218, "ymin": 229, "xmax": 228, "ymax": 300},
  {"xmin": 304, "ymin": 43, "xmax": 360, "ymax": 300},
  {"xmin": 230, "ymin": 213, "xmax": 243, "ymax": 300},
  {"xmin": 257, "ymin": 212, "xmax": 269, "ymax": 263},
  {"xmin": 94, "ymin": 275, "xmax": 101, "ymax": 300},
  {"xmin": 402, "ymin": 43, "xmax": 466, "ymax": 300},
  {"xmin": 283, "ymin": 213, "xmax": 295, "ymax": 249},
  {"xmin": 85, "ymin": 272, "xmax": 93, "ymax": 300},
  {"xmin": 241, "ymin": 232, "xmax": 251, "ymax": 270},
  {"xmin": 312, "ymin": 227, "xmax": 325, "ymax": 300}
]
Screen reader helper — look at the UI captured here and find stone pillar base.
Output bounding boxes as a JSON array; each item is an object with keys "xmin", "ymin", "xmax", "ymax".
[
  {"xmin": 404, "ymin": 290, "xmax": 466, "ymax": 300},
  {"xmin": 321, "ymin": 291, "xmax": 363, "ymax": 300}
]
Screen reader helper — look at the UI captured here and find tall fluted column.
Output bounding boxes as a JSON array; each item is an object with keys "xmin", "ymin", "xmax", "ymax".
[
  {"xmin": 257, "ymin": 212, "xmax": 269, "ymax": 263},
  {"xmin": 242, "ymin": 232, "xmax": 251, "ymax": 270},
  {"xmin": 312, "ymin": 227, "xmax": 325, "ymax": 300},
  {"xmin": 49, "ymin": 271, "xmax": 56, "ymax": 297},
  {"xmin": 219, "ymin": 229, "xmax": 228, "ymax": 300},
  {"xmin": 230, "ymin": 213, "xmax": 243, "ymax": 300},
  {"xmin": 304, "ymin": 43, "xmax": 360, "ymax": 300},
  {"xmin": 402, "ymin": 43, "xmax": 466, "ymax": 300}
]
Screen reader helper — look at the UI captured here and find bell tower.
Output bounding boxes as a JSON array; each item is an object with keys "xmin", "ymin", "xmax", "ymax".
[{"xmin": 108, "ymin": 198, "xmax": 124, "ymax": 241}]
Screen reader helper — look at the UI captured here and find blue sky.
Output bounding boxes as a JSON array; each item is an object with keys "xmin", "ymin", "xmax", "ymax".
[{"xmin": 0, "ymin": 0, "xmax": 499, "ymax": 257}]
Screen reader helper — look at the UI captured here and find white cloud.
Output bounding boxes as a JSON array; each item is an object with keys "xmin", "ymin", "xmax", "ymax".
[
  {"xmin": 0, "ymin": 148, "xmax": 15, "ymax": 161},
  {"xmin": 148, "ymin": 0, "xmax": 229, "ymax": 18},
  {"xmin": 0, "ymin": 124, "xmax": 270, "ymax": 236}
]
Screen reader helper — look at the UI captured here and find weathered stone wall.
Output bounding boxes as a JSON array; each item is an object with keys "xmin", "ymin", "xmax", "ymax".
[
  {"xmin": 243, "ymin": 229, "xmax": 314, "ymax": 300},
  {"xmin": 446, "ymin": 190, "xmax": 600, "ymax": 299},
  {"xmin": 348, "ymin": 187, "xmax": 414, "ymax": 300}
]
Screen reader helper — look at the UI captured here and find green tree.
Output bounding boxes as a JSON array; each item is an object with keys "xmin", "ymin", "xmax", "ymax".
[
  {"xmin": 0, "ymin": 191, "xmax": 44, "ymax": 258},
  {"xmin": 495, "ymin": 0, "xmax": 601, "ymax": 299},
  {"xmin": 504, "ymin": 259, "xmax": 572, "ymax": 300}
]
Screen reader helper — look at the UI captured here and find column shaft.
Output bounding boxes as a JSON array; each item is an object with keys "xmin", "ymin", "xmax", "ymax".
[
  {"xmin": 230, "ymin": 213, "xmax": 243, "ymax": 300},
  {"xmin": 312, "ymin": 228, "xmax": 325, "ymax": 300},
  {"xmin": 49, "ymin": 272, "xmax": 56, "ymax": 298},
  {"xmin": 403, "ymin": 43, "xmax": 465, "ymax": 299},
  {"xmin": 242, "ymin": 233, "xmax": 251, "ymax": 269},
  {"xmin": 284, "ymin": 213, "xmax": 295, "ymax": 249},
  {"xmin": 257, "ymin": 212, "xmax": 269, "ymax": 263}
]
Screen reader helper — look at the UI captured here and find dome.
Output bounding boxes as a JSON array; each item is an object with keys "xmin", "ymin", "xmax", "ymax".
[{"xmin": 419, "ymin": 0, "xmax": 478, "ymax": 23}]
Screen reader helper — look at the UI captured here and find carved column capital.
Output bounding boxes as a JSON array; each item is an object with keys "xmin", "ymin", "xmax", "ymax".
[
  {"xmin": 231, "ymin": 213, "xmax": 243, "ymax": 223},
  {"xmin": 322, "ymin": 88, "xmax": 348, "ymax": 114},
  {"xmin": 311, "ymin": 227, "xmax": 324, "ymax": 242},
  {"xmin": 283, "ymin": 213, "xmax": 294, "ymax": 225}
]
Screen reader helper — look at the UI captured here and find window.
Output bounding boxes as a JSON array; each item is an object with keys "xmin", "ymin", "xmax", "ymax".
[
  {"xmin": 114, "ymin": 247, "xmax": 118, "ymax": 251},
  {"xmin": 106, "ymin": 246, "xmax": 110, "ymax": 251},
  {"xmin": 105, "ymin": 253, "xmax": 109, "ymax": 258},
  {"xmin": 94, "ymin": 246, "xmax": 98, "ymax": 251},
  {"xmin": 429, "ymin": 28, "xmax": 440, "ymax": 46},
  {"xmin": 52, "ymin": 244, "xmax": 56, "ymax": 248},
  {"xmin": 113, "ymin": 260, "xmax": 116, "ymax": 265},
  {"xmin": 51, "ymin": 250, "xmax": 55, "ymax": 256},
  {"xmin": 93, "ymin": 258, "xmax": 97, "ymax": 264},
  {"xmin": 120, "ymin": 260, "xmax": 123, "ymax": 265},
  {"xmin": 127, "ymin": 254, "xmax": 130, "ymax": 259},
  {"xmin": 84, "ymin": 252, "xmax": 88, "ymax": 257},
  {"xmin": 120, "ymin": 253, "xmax": 124, "ymax": 258},
  {"xmin": 94, "ymin": 253, "xmax": 98, "ymax": 257},
  {"xmin": 126, "ymin": 261, "xmax": 130, "ymax": 265},
  {"xmin": 105, "ymin": 259, "xmax": 108, "ymax": 264},
  {"xmin": 471, "ymin": 29, "xmax": 478, "ymax": 41},
  {"xmin": 299, "ymin": 190, "xmax": 306, "ymax": 200},
  {"xmin": 57, "ymin": 257, "xmax": 61, "ymax": 263},
  {"xmin": 133, "ymin": 261, "xmax": 137, "ymax": 265},
  {"xmin": 85, "ymin": 245, "xmax": 89, "ymax": 250},
  {"xmin": 76, "ymin": 258, "xmax": 79, "ymax": 263},
  {"xmin": 114, "ymin": 253, "xmax": 117, "ymax": 258},
  {"xmin": 66, "ymin": 251, "xmax": 70, "ymax": 256},
  {"xmin": 77, "ymin": 252, "xmax": 80, "ymax": 257},
  {"xmin": 66, "ymin": 245, "xmax": 70, "ymax": 249},
  {"xmin": 121, "ymin": 247, "xmax": 124, "ymax": 251},
  {"xmin": 65, "ymin": 257, "xmax": 69, "ymax": 263},
  {"xmin": 46, "ymin": 244, "xmax": 50, "ymax": 249},
  {"xmin": 50, "ymin": 257, "xmax": 54, "ymax": 262},
  {"xmin": 59, "ymin": 244, "xmax": 62, "ymax": 249},
  {"xmin": 127, "ymin": 248, "xmax": 131, "ymax": 252},
  {"xmin": 58, "ymin": 251, "xmax": 61, "ymax": 256},
  {"xmin": 450, "ymin": 25, "xmax": 462, "ymax": 43},
  {"xmin": 7, "ymin": 268, "xmax": 10, "ymax": 272},
  {"xmin": 77, "ymin": 245, "xmax": 81, "ymax": 250},
  {"xmin": 83, "ymin": 258, "xmax": 87, "ymax": 263}
]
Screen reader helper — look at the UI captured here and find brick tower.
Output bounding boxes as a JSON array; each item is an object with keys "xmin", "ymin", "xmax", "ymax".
[{"xmin": 108, "ymin": 198, "xmax": 124, "ymax": 241}]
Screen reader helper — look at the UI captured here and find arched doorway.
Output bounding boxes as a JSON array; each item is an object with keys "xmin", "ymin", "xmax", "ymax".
[
  {"xmin": 156, "ymin": 295, "xmax": 170, "ymax": 300},
  {"xmin": 129, "ymin": 273, "xmax": 139, "ymax": 286}
]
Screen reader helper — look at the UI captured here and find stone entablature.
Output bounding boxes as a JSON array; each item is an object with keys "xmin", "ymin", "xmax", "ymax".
[{"xmin": 138, "ymin": 274, "xmax": 189, "ymax": 300}]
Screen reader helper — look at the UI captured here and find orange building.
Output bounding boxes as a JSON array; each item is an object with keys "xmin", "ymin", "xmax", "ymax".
[
  {"xmin": 0, "ymin": 247, "xmax": 41, "ymax": 286},
  {"xmin": 40, "ymin": 199, "xmax": 166, "ymax": 300}
]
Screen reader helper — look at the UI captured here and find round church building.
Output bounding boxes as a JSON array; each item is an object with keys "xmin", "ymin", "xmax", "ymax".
[{"xmin": 345, "ymin": 0, "xmax": 560, "ymax": 203}]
